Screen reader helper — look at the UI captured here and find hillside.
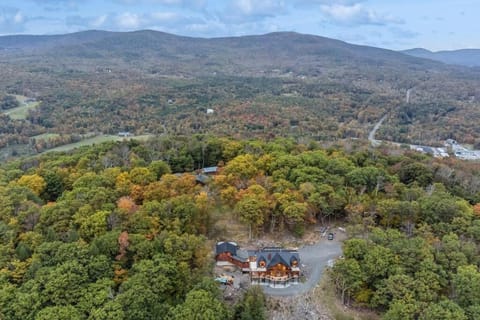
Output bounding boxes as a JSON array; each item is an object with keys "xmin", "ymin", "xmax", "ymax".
[
  {"xmin": 1, "ymin": 30, "xmax": 480, "ymax": 159},
  {"xmin": 1, "ymin": 135, "xmax": 480, "ymax": 319},
  {"xmin": 402, "ymin": 48, "xmax": 480, "ymax": 67},
  {"xmin": 1, "ymin": 30, "xmax": 443, "ymax": 76}
]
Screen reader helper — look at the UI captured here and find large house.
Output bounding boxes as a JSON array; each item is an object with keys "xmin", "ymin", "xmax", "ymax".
[{"xmin": 215, "ymin": 241, "xmax": 300, "ymax": 288}]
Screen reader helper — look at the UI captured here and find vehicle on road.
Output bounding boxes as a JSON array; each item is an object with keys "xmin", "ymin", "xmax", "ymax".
[{"xmin": 327, "ymin": 233, "xmax": 334, "ymax": 240}]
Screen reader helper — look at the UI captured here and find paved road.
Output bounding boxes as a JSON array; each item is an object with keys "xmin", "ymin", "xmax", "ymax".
[{"xmin": 263, "ymin": 240, "xmax": 342, "ymax": 296}]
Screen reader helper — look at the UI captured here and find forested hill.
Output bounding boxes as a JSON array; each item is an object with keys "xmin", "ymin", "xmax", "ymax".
[
  {"xmin": 402, "ymin": 48, "xmax": 480, "ymax": 67},
  {"xmin": 0, "ymin": 30, "xmax": 441, "ymax": 75},
  {"xmin": 1, "ymin": 30, "xmax": 480, "ymax": 159},
  {"xmin": 1, "ymin": 136, "xmax": 480, "ymax": 319}
]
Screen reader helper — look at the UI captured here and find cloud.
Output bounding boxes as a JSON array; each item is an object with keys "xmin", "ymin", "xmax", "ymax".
[
  {"xmin": 113, "ymin": 0, "xmax": 207, "ymax": 9},
  {"xmin": 221, "ymin": 0, "xmax": 287, "ymax": 23},
  {"xmin": 389, "ymin": 27, "xmax": 418, "ymax": 39},
  {"xmin": 116, "ymin": 12, "xmax": 141, "ymax": 29},
  {"xmin": 66, "ymin": 10, "xmax": 205, "ymax": 34},
  {"xmin": 66, "ymin": 14, "xmax": 109, "ymax": 29},
  {"xmin": 0, "ymin": 7, "xmax": 26, "ymax": 34},
  {"xmin": 154, "ymin": 0, "xmax": 207, "ymax": 7},
  {"xmin": 320, "ymin": 3, "xmax": 403, "ymax": 26},
  {"xmin": 295, "ymin": 0, "xmax": 362, "ymax": 6},
  {"xmin": 31, "ymin": 0, "xmax": 84, "ymax": 11}
]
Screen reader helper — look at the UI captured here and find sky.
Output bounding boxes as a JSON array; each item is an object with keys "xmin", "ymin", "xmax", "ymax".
[{"xmin": 0, "ymin": 0, "xmax": 477, "ymax": 51}]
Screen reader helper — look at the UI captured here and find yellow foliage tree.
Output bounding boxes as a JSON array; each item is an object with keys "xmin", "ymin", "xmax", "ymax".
[{"xmin": 16, "ymin": 174, "xmax": 46, "ymax": 196}]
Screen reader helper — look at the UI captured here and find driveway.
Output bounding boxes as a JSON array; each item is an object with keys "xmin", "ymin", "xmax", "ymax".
[{"xmin": 263, "ymin": 239, "xmax": 342, "ymax": 296}]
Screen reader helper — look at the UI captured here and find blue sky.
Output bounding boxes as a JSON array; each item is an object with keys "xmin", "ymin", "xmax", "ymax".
[{"xmin": 0, "ymin": 0, "xmax": 477, "ymax": 51}]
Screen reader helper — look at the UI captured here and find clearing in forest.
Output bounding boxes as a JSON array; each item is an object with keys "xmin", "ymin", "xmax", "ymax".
[{"xmin": 3, "ymin": 95, "xmax": 40, "ymax": 120}]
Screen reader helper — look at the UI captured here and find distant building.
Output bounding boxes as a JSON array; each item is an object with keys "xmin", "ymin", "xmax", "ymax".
[
  {"xmin": 215, "ymin": 241, "xmax": 249, "ymax": 270},
  {"xmin": 206, "ymin": 108, "xmax": 214, "ymax": 114},
  {"xmin": 202, "ymin": 166, "xmax": 218, "ymax": 175},
  {"xmin": 118, "ymin": 131, "xmax": 132, "ymax": 137},
  {"xmin": 446, "ymin": 139, "xmax": 458, "ymax": 145},
  {"xmin": 195, "ymin": 174, "xmax": 211, "ymax": 185}
]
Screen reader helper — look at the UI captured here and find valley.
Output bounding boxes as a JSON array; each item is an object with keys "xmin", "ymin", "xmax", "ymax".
[
  {"xmin": 1, "ymin": 31, "xmax": 480, "ymax": 162},
  {"xmin": 1, "ymin": 28, "xmax": 480, "ymax": 320}
]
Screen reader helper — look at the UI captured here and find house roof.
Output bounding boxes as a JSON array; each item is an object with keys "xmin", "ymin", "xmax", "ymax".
[
  {"xmin": 195, "ymin": 174, "xmax": 211, "ymax": 184},
  {"xmin": 248, "ymin": 247, "xmax": 300, "ymax": 268},
  {"xmin": 202, "ymin": 166, "xmax": 218, "ymax": 174},
  {"xmin": 216, "ymin": 241, "xmax": 239, "ymax": 256},
  {"xmin": 267, "ymin": 253, "xmax": 291, "ymax": 269}
]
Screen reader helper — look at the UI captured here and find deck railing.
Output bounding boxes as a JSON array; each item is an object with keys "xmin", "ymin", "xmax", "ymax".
[{"xmin": 250, "ymin": 274, "xmax": 299, "ymax": 288}]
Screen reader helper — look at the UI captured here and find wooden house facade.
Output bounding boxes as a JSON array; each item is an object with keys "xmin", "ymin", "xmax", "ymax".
[{"xmin": 215, "ymin": 242, "xmax": 300, "ymax": 288}]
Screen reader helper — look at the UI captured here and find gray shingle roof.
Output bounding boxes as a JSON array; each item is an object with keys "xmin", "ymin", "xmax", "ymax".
[
  {"xmin": 248, "ymin": 247, "xmax": 300, "ymax": 268},
  {"xmin": 216, "ymin": 241, "xmax": 238, "ymax": 256}
]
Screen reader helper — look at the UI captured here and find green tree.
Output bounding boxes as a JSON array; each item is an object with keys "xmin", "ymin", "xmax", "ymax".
[
  {"xmin": 148, "ymin": 160, "xmax": 171, "ymax": 180},
  {"xmin": 170, "ymin": 289, "xmax": 228, "ymax": 320},
  {"xmin": 234, "ymin": 285, "xmax": 266, "ymax": 320},
  {"xmin": 40, "ymin": 171, "xmax": 65, "ymax": 202},
  {"xmin": 35, "ymin": 305, "xmax": 83, "ymax": 320},
  {"xmin": 452, "ymin": 265, "xmax": 480, "ymax": 308},
  {"xmin": 419, "ymin": 300, "xmax": 467, "ymax": 320},
  {"xmin": 331, "ymin": 258, "xmax": 364, "ymax": 305},
  {"xmin": 383, "ymin": 300, "xmax": 419, "ymax": 320},
  {"xmin": 88, "ymin": 300, "xmax": 125, "ymax": 320}
]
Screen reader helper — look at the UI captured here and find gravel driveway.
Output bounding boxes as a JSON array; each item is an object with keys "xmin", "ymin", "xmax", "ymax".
[{"xmin": 263, "ymin": 239, "xmax": 342, "ymax": 296}]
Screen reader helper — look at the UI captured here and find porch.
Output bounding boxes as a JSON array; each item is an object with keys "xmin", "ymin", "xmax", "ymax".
[{"xmin": 250, "ymin": 274, "xmax": 300, "ymax": 288}]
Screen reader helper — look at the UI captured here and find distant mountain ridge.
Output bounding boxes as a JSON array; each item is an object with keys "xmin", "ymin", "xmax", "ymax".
[
  {"xmin": 402, "ymin": 48, "xmax": 480, "ymax": 67},
  {"xmin": 1, "ymin": 29, "xmax": 479, "ymax": 156},
  {"xmin": 0, "ymin": 29, "xmax": 444, "ymax": 77}
]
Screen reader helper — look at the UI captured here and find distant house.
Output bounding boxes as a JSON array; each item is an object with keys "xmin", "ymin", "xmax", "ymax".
[
  {"xmin": 195, "ymin": 174, "xmax": 211, "ymax": 185},
  {"xmin": 118, "ymin": 131, "xmax": 133, "ymax": 137},
  {"xmin": 215, "ymin": 242, "xmax": 300, "ymax": 288},
  {"xmin": 202, "ymin": 166, "xmax": 218, "ymax": 175},
  {"xmin": 206, "ymin": 108, "xmax": 214, "ymax": 114},
  {"xmin": 446, "ymin": 139, "xmax": 458, "ymax": 145},
  {"xmin": 195, "ymin": 167, "xmax": 219, "ymax": 185}
]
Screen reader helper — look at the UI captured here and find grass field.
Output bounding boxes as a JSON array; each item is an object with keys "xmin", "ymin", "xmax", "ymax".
[
  {"xmin": 43, "ymin": 134, "xmax": 154, "ymax": 153},
  {"xmin": 2, "ymin": 95, "xmax": 40, "ymax": 120},
  {"xmin": 31, "ymin": 133, "xmax": 61, "ymax": 140}
]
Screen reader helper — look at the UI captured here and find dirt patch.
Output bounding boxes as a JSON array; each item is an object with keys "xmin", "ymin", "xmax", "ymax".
[{"xmin": 267, "ymin": 291, "xmax": 333, "ymax": 320}]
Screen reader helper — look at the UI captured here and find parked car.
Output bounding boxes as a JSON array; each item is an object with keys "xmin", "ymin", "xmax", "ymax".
[{"xmin": 327, "ymin": 233, "xmax": 334, "ymax": 240}]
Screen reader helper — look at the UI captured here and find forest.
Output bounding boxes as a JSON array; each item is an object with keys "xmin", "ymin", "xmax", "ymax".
[
  {"xmin": 1, "ymin": 135, "xmax": 480, "ymax": 319},
  {"xmin": 1, "ymin": 31, "xmax": 480, "ymax": 159}
]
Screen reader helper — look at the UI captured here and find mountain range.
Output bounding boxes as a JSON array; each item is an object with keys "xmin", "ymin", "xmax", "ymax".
[
  {"xmin": 402, "ymin": 48, "xmax": 480, "ymax": 67},
  {"xmin": 0, "ymin": 30, "xmax": 479, "ymax": 158},
  {"xmin": 0, "ymin": 30, "xmax": 443, "ymax": 76}
]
